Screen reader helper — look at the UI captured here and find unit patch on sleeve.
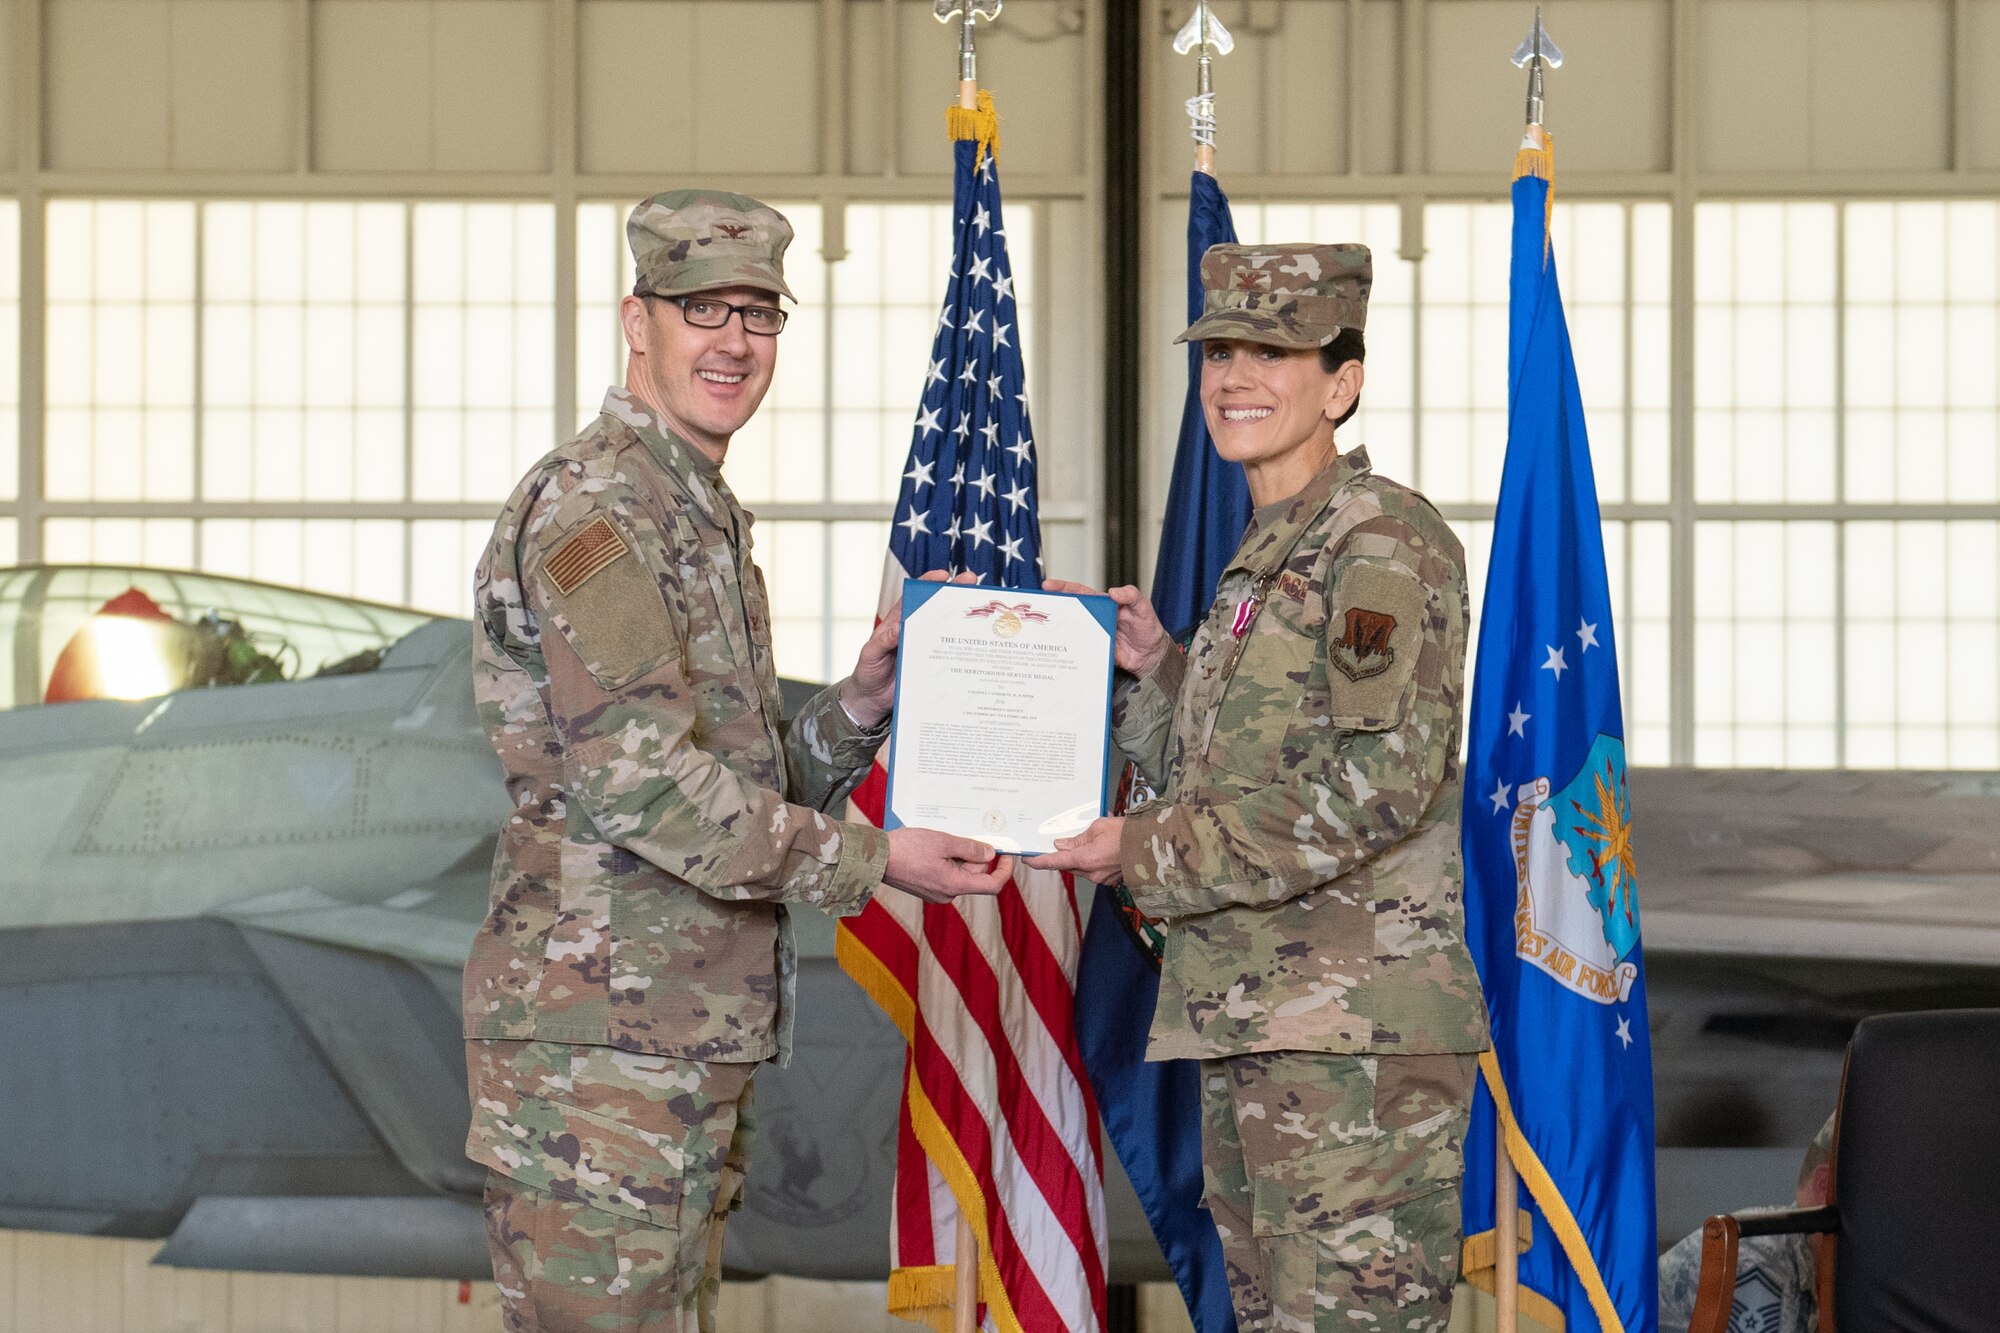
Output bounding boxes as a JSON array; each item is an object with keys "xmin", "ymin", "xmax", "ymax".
[
  {"xmin": 1331, "ymin": 607, "xmax": 1398, "ymax": 681},
  {"xmin": 546, "ymin": 516, "xmax": 630, "ymax": 594}
]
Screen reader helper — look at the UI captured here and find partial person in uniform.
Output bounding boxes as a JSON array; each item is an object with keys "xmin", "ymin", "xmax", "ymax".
[
  {"xmin": 1656, "ymin": 1113, "xmax": 1836, "ymax": 1333},
  {"xmin": 463, "ymin": 190, "xmax": 1012, "ymax": 1333},
  {"xmin": 1030, "ymin": 243, "xmax": 1491, "ymax": 1332}
]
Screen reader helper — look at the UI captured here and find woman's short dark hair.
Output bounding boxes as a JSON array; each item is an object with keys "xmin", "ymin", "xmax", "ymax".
[{"xmin": 1319, "ymin": 328, "xmax": 1366, "ymax": 429}]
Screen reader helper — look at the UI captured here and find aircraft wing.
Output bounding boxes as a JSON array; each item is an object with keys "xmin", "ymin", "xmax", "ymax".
[{"xmin": 1633, "ymin": 767, "xmax": 2000, "ymax": 964}]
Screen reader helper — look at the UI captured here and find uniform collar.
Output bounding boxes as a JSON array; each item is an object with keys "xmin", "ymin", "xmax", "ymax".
[
  {"xmin": 1226, "ymin": 445, "xmax": 1372, "ymax": 578},
  {"xmin": 599, "ymin": 386, "xmax": 743, "ymax": 533}
]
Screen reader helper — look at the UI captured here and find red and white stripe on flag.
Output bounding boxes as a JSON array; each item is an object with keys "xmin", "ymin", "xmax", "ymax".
[{"xmin": 835, "ymin": 563, "xmax": 1109, "ymax": 1333}]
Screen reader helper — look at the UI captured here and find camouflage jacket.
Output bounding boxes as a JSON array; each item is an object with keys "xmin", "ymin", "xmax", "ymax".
[
  {"xmin": 1113, "ymin": 447, "xmax": 1490, "ymax": 1060},
  {"xmin": 462, "ymin": 387, "xmax": 891, "ymax": 1065}
]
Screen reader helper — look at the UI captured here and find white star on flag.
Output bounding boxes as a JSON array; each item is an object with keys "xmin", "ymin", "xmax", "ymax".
[
  {"xmin": 959, "ymin": 362, "xmax": 979, "ymax": 385},
  {"xmin": 972, "ymin": 202, "xmax": 991, "ymax": 235},
  {"xmin": 971, "ymin": 469, "xmax": 997, "ymax": 500},
  {"xmin": 969, "ymin": 253, "xmax": 994, "ymax": 285},
  {"xmin": 963, "ymin": 308, "xmax": 986, "ymax": 336},
  {"xmin": 1489, "ymin": 777, "xmax": 1512, "ymax": 814},
  {"xmin": 1508, "ymin": 703, "xmax": 1530, "ymax": 736},
  {"xmin": 994, "ymin": 273, "xmax": 1014, "ymax": 302},
  {"xmin": 925, "ymin": 357, "xmax": 947, "ymax": 388},
  {"xmin": 896, "ymin": 508, "xmax": 929, "ymax": 540},
  {"xmin": 979, "ymin": 420, "xmax": 1001, "ymax": 449},
  {"xmin": 914, "ymin": 407, "xmax": 942, "ymax": 441},
  {"xmin": 1577, "ymin": 618, "xmax": 1600, "ymax": 652},
  {"xmin": 1542, "ymin": 645, "xmax": 1568, "ymax": 679},
  {"xmin": 1615, "ymin": 1016, "xmax": 1633, "ymax": 1049},
  {"xmin": 905, "ymin": 456, "xmax": 936, "ymax": 489},
  {"xmin": 994, "ymin": 322, "xmax": 1012, "ymax": 349}
]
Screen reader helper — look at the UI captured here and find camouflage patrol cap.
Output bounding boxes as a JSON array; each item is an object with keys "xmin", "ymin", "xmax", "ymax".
[
  {"xmin": 1175, "ymin": 242, "xmax": 1371, "ymax": 350},
  {"xmin": 627, "ymin": 189, "xmax": 797, "ymax": 303}
]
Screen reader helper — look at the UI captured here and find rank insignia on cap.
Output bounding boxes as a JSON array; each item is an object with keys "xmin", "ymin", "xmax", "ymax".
[
  {"xmin": 546, "ymin": 516, "xmax": 631, "ymax": 595},
  {"xmin": 1276, "ymin": 570, "xmax": 1311, "ymax": 604},
  {"xmin": 1331, "ymin": 607, "xmax": 1396, "ymax": 681}
]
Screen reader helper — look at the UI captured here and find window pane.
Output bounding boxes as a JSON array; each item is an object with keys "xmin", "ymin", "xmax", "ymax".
[
  {"xmin": 44, "ymin": 200, "xmax": 197, "ymax": 502},
  {"xmin": 204, "ymin": 202, "xmax": 408, "ymax": 503},
  {"xmin": 412, "ymin": 203, "xmax": 556, "ymax": 502},
  {"xmin": 1694, "ymin": 521, "xmax": 1839, "ymax": 766}
]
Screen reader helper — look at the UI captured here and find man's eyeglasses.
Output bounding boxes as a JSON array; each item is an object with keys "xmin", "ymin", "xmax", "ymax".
[{"xmin": 651, "ymin": 294, "xmax": 788, "ymax": 336}]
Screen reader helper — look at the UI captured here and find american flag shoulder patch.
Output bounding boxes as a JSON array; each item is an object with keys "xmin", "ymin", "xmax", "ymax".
[{"xmin": 545, "ymin": 516, "xmax": 630, "ymax": 595}]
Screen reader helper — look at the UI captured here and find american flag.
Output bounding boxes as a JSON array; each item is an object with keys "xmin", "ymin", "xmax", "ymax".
[{"xmin": 835, "ymin": 103, "xmax": 1109, "ymax": 1333}]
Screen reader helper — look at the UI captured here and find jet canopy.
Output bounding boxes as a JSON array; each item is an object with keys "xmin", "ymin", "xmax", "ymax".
[{"xmin": 0, "ymin": 565, "xmax": 438, "ymax": 708}]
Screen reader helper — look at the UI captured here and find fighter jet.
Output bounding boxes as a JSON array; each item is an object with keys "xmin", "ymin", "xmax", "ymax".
[{"xmin": 3, "ymin": 564, "xmax": 1997, "ymax": 1279}]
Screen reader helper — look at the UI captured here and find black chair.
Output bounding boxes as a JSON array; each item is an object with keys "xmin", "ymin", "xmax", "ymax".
[{"xmin": 1691, "ymin": 1008, "xmax": 2000, "ymax": 1333}]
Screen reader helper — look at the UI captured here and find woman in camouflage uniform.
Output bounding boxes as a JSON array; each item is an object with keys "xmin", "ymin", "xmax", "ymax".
[{"xmin": 1030, "ymin": 241, "xmax": 1490, "ymax": 1333}]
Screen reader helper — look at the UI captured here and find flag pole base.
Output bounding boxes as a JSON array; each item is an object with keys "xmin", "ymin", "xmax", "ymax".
[
  {"xmin": 1497, "ymin": 1133, "xmax": 1520, "ymax": 1333},
  {"xmin": 953, "ymin": 1213, "xmax": 979, "ymax": 1333}
]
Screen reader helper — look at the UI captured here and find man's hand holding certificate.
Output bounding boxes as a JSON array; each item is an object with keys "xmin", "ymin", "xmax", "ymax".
[{"xmin": 885, "ymin": 580, "xmax": 1118, "ymax": 856}]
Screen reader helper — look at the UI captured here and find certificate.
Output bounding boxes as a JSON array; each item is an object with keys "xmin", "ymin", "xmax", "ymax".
[{"xmin": 884, "ymin": 581, "xmax": 1117, "ymax": 855}]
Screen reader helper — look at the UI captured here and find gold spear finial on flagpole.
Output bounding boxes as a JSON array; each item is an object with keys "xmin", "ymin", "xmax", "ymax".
[{"xmin": 1173, "ymin": 0, "xmax": 1236, "ymax": 175}]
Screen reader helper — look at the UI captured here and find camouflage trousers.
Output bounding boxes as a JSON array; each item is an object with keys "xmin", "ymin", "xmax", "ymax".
[
  {"xmin": 465, "ymin": 1039, "xmax": 757, "ymax": 1333},
  {"xmin": 1199, "ymin": 1050, "xmax": 1477, "ymax": 1333}
]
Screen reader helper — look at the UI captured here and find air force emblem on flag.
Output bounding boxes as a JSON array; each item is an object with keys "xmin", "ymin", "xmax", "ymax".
[{"xmin": 1508, "ymin": 733, "xmax": 1639, "ymax": 1005}]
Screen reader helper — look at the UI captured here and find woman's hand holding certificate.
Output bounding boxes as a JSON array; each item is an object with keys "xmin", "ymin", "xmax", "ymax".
[
  {"xmin": 885, "ymin": 580, "xmax": 1118, "ymax": 856},
  {"xmin": 1041, "ymin": 578, "xmax": 1171, "ymax": 679}
]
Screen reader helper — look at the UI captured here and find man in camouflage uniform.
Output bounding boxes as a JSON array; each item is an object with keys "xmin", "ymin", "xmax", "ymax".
[
  {"xmin": 1033, "ymin": 244, "xmax": 1490, "ymax": 1332},
  {"xmin": 464, "ymin": 190, "xmax": 1011, "ymax": 1332}
]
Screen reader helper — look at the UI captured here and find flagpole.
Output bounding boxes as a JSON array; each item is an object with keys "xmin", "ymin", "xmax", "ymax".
[
  {"xmin": 953, "ymin": 27, "xmax": 982, "ymax": 1320},
  {"xmin": 945, "ymin": 10, "xmax": 989, "ymax": 1322},
  {"xmin": 1192, "ymin": 0, "xmax": 1214, "ymax": 177},
  {"xmin": 1496, "ymin": 1141, "xmax": 1519, "ymax": 1333},
  {"xmin": 1491, "ymin": 17, "xmax": 1560, "ymax": 1333},
  {"xmin": 1173, "ymin": 0, "xmax": 1232, "ymax": 177},
  {"xmin": 950, "ymin": 70, "xmax": 983, "ymax": 1333}
]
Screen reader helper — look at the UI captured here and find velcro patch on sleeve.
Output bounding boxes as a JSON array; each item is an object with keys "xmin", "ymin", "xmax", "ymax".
[
  {"xmin": 1326, "ymin": 560, "xmax": 1428, "ymax": 729},
  {"xmin": 546, "ymin": 516, "xmax": 630, "ymax": 595}
]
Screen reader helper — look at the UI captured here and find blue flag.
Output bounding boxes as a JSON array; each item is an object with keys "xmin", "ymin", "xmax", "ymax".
[
  {"xmin": 1458, "ymin": 145, "xmax": 1657, "ymax": 1333},
  {"xmin": 1073, "ymin": 169, "xmax": 1242, "ymax": 1333}
]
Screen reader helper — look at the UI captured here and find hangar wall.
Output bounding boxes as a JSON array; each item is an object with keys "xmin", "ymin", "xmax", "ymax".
[
  {"xmin": 0, "ymin": 0, "xmax": 1988, "ymax": 768},
  {"xmin": 1143, "ymin": 0, "xmax": 2000, "ymax": 770},
  {"xmin": 0, "ymin": 0, "xmax": 1989, "ymax": 766}
]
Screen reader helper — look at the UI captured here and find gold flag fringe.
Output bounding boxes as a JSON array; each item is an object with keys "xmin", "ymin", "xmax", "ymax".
[
  {"xmin": 947, "ymin": 88, "xmax": 1002, "ymax": 168},
  {"xmin": 1514, "ymin": 127, "xmax": 1556, "ymax": 261}
]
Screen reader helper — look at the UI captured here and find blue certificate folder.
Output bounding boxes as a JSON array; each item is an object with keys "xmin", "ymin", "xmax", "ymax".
[{"xmin": 883, "ymin": 580, "xmax": 1119, "ymax": 857}]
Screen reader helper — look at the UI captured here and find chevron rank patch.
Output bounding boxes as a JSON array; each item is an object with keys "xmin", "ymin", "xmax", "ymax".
[{"xmin": 546, "ymin": 516, "xmax": 630, "ymax": 594}]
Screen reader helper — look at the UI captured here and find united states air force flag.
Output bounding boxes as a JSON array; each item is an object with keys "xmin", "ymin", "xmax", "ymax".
[{"xmin": 1458, "ymin": 132, "xmax": 1658, "ymax": 1333}]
